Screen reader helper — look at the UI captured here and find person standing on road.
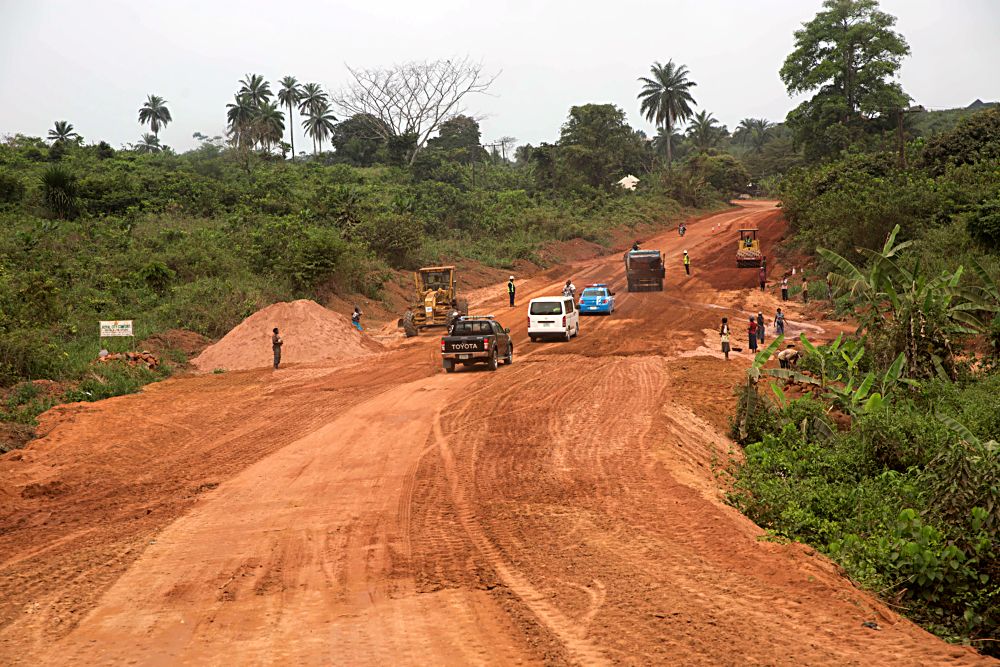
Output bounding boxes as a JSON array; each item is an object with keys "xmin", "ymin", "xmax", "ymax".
[
  {"xmin": 720, "ymin": 317, "xmax": 731, "ymax": 360},
  {"xmin": 758, "ymin": 265, "xmax": 767, "ymax": 292},
  {"xmin": 683, "ymin": 250, "xmax": 691, "ymax": 276},
  {"xmin": 781, "ymin": 276, "xmax": 789, "ymax": 301},
  {"xmin": 756, "ymin": 312, "xmax": 765, "ymax": 344},
  {"xmin": 802, "ymin": 278, "xmax": 809, "ymax": 304},
  {"xmin": 272, "ymin": 327, "xmax": 283, "ymax": 369},
  {"xmin": 748, "ymin": 317, "xmax": 759, "ymax": 353},
  {"xmin": 678, "ymin": 223, "xmax": 686, "ymax": 237},
  {"xmin": 351, "ymin": 306, "xmax": 363, "ymax": 331},
  {"xmin": 507, "ymin": 275, "xmax": 516, "ymax": 307},
  {"xmin": 562, "ymin": 279, "xmax": 576, "ymax": 299},
  {"xmin": 774, "ymin": 307, "xmax": 785, "ymax": 336}
]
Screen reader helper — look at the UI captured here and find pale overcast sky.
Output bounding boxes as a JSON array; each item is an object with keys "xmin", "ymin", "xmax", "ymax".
[{"xmin": 1, "ymin": 0, "xmax": 997, "ymax": 152}]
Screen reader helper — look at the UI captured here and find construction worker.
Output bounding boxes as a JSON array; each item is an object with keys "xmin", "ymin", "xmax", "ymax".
[
  {"xmin": 562, "ymin": 279, "xmax": 576, "ymax": 299},
  {"xmin": 272, "ymin": 327, "xmax": 283, "ymax": 369},
  {"xmin": 683, "ymin": 250, "xmax": 690, "ymax": 276},
  {"xmin": 720, "ymin": 317, "xmax": 731, "ymax": 360},
  {"xmin": 774, "ymin": 307, "xmax": 785, "ymax": 336},
  {"xmin": 748, "ymin": 317, "xmax": 758, "ymax": 353},
  {"xmin": 351, "ymin": 306, "xmax": 363, "ymax": 331},
  {"xmin": 507, "ymin": 276, "xmax": 516, "ymax": 307}
]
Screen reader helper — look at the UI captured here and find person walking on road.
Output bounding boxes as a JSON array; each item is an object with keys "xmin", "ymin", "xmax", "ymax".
[
  {"xmin": 720, "ymin": 317, "xmax": 731, "ymax": 360},
  {"xmin": 756, "ymin": 312, "xmax": 765, "ymax": 344},
  {"xmin": 272, "ymin": 327, "xmax": 283, "ymax": 369},
  {"xmin": 774, "ymin": 307, "xmax": 786, "ymax": 336},
  {"xmin": 683, "ymin": 250, "xmax": 691, "ymax": 276},
  {"xmin": 781, "ymin": 276, "xmax": 789, "ymax": 301},
  {"xmin": 678, "ymin": 223, "xmax": 687, "ymax": 237},
  {"xmin": 802, "ymin": 278, "xmax": 809, "ymax": 304},
  {"xmin": 748, "ymin": 317, "xmax": 759, "ymax": 353},
  {"xmin": 507, "ymin": 276, "xmax": 516, "ymax": 307},
  {"xmin": 758, "ymin": 265, "xmax": 766, "ymax": 292},
  {"xmin": 562, "ymin": 279, "xmax": 576, "ymax": 299},
  {"xmin": 351, "ymin": 306, "xmax": 363, "ymax": 331}
]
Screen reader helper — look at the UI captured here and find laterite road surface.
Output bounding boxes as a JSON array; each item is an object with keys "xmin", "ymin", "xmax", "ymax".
[{"xmin": 1, "ymin": 202, "xmax": 992, "ymax": 665}]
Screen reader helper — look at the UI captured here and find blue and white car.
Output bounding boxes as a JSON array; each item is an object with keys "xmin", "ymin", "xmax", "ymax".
[{"xmin": 578, "ymin": 284, "xmax": 616, "ymax": 315}]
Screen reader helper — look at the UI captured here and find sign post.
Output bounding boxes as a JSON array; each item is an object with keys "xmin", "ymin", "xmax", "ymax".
[{"xmin": 99, "ymin": 320, "xmax": 134, "ymax": 354}]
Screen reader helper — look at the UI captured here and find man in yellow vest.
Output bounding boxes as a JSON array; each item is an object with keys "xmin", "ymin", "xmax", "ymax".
[{"xmin": 683, "ymin": 250, "xmax": 691, "ymax": 276}]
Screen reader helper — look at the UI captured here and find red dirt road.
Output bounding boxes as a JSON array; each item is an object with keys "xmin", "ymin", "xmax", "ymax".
[{"xmin": 1, "ymin": 202, "xmax": 992, "ymax": 665}]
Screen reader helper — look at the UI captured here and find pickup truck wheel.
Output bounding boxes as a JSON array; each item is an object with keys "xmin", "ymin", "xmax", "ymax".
[
  {"xmin": 504, "ymin": 344, "xmax": 513, "ymax": 365},
  {"xmin": 443, "ymin": 360, "xmax": 455, "ymax": 373},
  {"xmin": 487, "ymin": 348, "xmax": 498, "ymax": 371}
]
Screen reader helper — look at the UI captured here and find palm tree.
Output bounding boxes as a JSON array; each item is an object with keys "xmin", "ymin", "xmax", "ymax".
[
  {"xmin": 47, "ymin": 120, "xmax": 78, "ymax": 144},
  {"xmin": 226, "ymin": 93, "xmax": 256, "ymax": 148},
  {"xmin": 652, "ymin": 127, "xmax": 684, "ymax": 160},
  {"xmin": 735, "ymin": 118, "xmax": 773, "ymax": 153},
  {"xmin": 255, "ymin": 101, "xmax": 286, "ymax": 153},
  {"xmin": 277, "ymin": 76, "xmax": 303, "ymax": 159},
  {"xmin": 686, "ymin": 110, "xmax": 724, "ymax": 150},
  {"xmin": 302, "ymin": 101, "xmax": 337, "ymax": 155},
  {"xmin": 637, "ymin": 60, "xmax": 697, "ymax": 168},
  {"xmin": 298, "ymin": 83, "xmax": 327, "ymax": 114},
  {"xmin": 238, "ymin": 73, "xmax": 273, "ymax": 108},
  {"xmin": 135, "ymin": 133, "xmax": 162, "ymax": 154},
  {"xmin": 138, "ymin": 95, "xmax": 172, "ymax": 137}
]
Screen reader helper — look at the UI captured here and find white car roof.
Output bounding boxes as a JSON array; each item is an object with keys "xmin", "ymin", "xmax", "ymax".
[{"xmin": 529, "ymin": 296, "xmax": 571, "ymax": 302}]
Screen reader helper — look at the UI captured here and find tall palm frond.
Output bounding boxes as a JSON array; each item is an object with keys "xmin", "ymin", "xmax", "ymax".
[
  {"xmin": 277, "ymin": 75, "xmax": 303, "ymax": 158},
  {"xmin": 47, "ymin": 120, "xmax": 78, "ymax": 144},
  {"xmin": 238, "ymin": 73, "xmax": 273, "ymax": 107},
  {"xmin": 637, "ymin": 60, "xmax": 697, "ymax": 167},
  {"xmin": 138, "ymin": 94, "xmax": 172, "ymax": 137},
  {"xmin": 302, "ymin": 101, "xmax": 337, "ymax": 155}
]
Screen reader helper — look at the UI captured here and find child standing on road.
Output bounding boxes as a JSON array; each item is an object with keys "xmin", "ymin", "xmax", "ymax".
[
  {"xmin": 748, "ymin": 317, "xmax": 758, "ymax": 353},
  {"xmin": 720, "ymin": 317, "xmax": 731, "ymax": 360},
  {"xmin": 351, "ymin": 307, "xmax": 363, "ymax": 331}
]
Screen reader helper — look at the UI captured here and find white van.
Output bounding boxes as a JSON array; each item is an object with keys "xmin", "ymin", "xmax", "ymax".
[{"xmin": 528, "ymin": 296, "xmax": 579, "ymax": 342}]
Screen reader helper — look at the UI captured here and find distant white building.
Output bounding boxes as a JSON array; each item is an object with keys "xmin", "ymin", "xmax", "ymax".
[{"xmin": 617, "ymin": 174, "xmax": 639, "ymax": 191}]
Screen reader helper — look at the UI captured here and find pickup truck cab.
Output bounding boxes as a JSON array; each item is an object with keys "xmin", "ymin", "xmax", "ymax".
[
  {"xmin": 440, "ymin": 316, "xmax": 513, "ymax": 373},
  {"xmin": 528, "ymin": 296, "xmax": 579, "ymax": 342}
]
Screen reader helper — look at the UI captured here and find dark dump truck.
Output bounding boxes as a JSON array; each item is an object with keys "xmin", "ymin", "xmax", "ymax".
[
  {"xmin": 624, "ymin": 249, "xmax": 665, "ymax": 291},
  {"xmin": 440, "ymin": 316, "xmax": 513, "ymax": 373}
]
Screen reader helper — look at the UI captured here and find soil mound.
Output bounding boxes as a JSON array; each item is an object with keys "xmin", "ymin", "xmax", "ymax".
[{"xmin": 192, "ymin": 300, "xmax": 383, "ymax": 371}]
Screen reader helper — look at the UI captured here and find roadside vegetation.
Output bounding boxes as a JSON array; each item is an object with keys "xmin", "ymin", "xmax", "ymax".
[{"xmin": 729, "ymin": 0, "xmax": 1000, "ymax": 654}]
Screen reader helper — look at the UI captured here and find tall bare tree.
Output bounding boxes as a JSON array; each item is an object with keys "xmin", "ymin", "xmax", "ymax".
[{"xmin": 333, "ymin": 57, "xmax": 499, "ymax": 164}]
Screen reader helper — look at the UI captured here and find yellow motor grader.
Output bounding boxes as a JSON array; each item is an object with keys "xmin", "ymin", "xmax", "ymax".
[{"xmin": 401, "ymin": 266, "xmax": 468, "ymax": 337}]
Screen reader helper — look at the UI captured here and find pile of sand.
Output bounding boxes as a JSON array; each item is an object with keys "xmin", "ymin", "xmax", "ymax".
[{"xmin": 192, "ymin": 300, "xmax": 383, "ymax": 372}]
